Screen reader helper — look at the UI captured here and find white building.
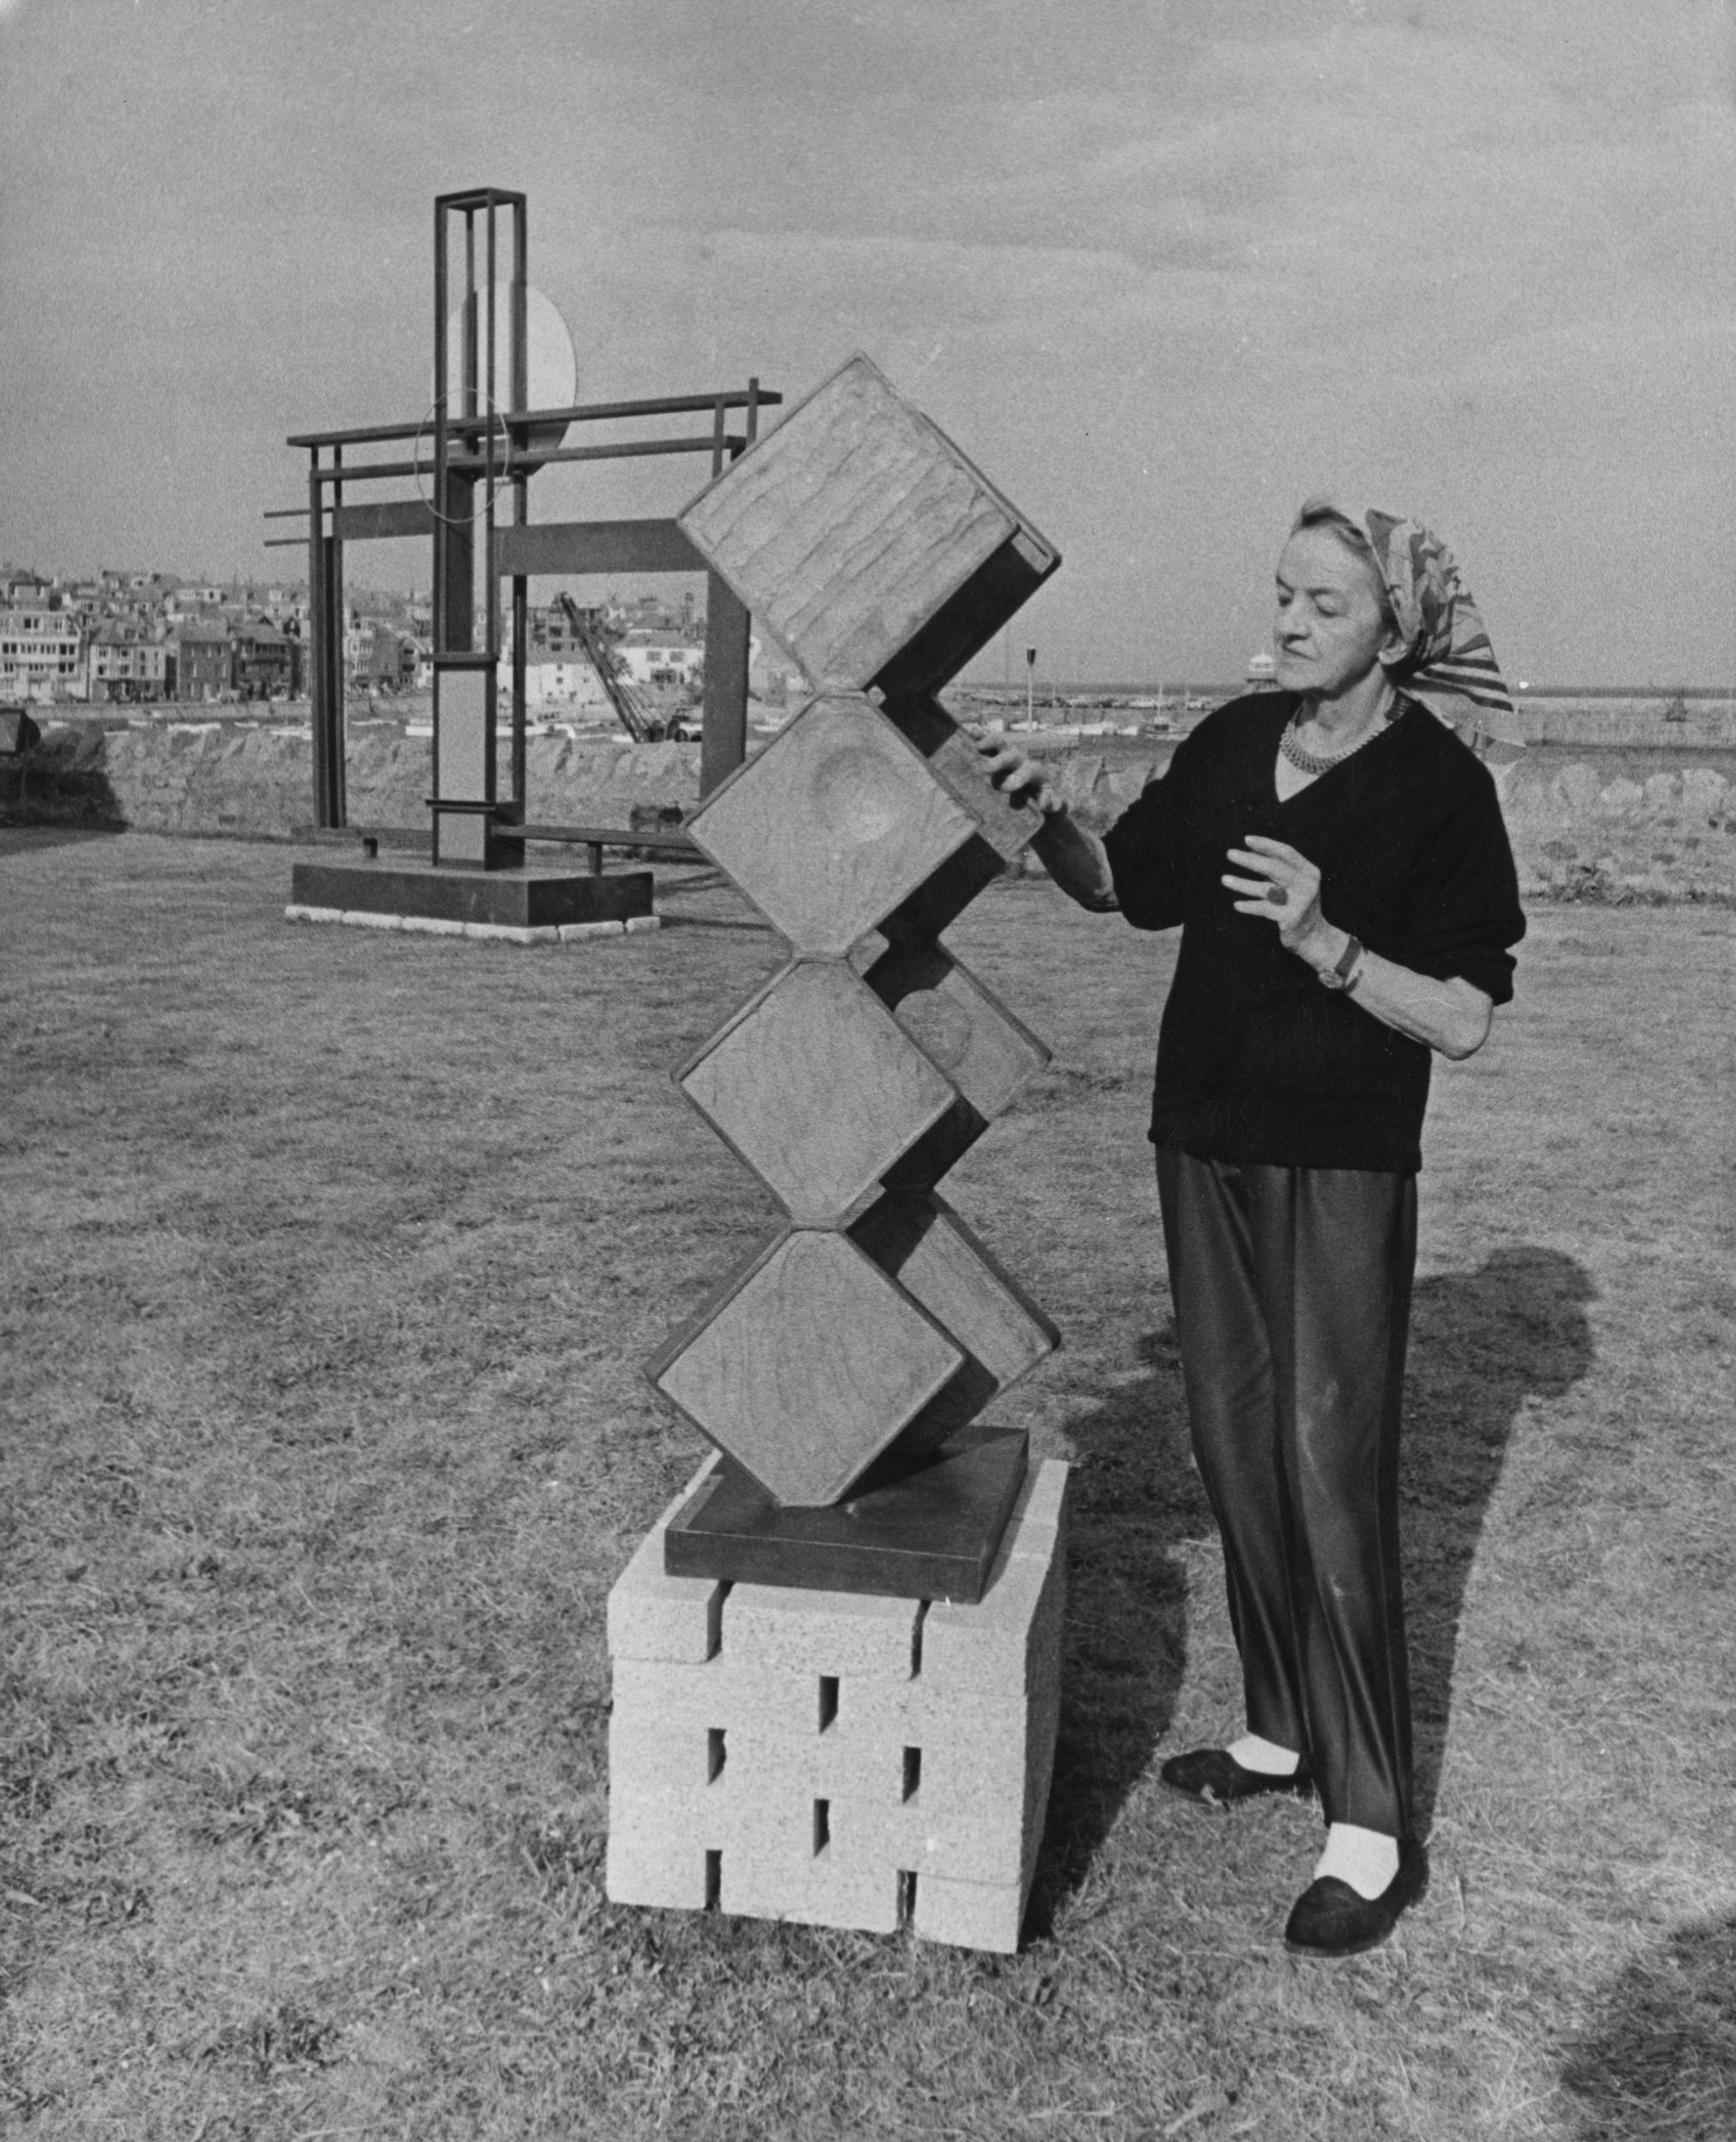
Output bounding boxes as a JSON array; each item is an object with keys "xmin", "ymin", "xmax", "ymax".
[
  {"xmin": 0, "ymin": 608, "xmax": 85, "ymax": 700},
  {"xmin": 522, "ymin": 660, "xmax": 611, "ymax": 710},
  {"xmin": 617, "ymin": 627, "xmax": 704, "ymax": 689}
]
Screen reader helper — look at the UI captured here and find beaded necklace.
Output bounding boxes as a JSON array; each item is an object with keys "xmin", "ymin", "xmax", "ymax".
[{"xmin": 1278, "ymin": 697, "xmax": 1398, "ymax": 779}]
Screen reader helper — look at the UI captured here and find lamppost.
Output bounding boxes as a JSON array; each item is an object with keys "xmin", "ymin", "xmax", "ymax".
[{"xmin": 1025, "ymin": 644, "xmax": 1036, "ymax": 727}]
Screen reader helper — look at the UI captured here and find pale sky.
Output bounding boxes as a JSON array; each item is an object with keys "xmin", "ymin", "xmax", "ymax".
[{"xmin": 3, "ymin": 0, "xmax": 1733, "ymax": 684}]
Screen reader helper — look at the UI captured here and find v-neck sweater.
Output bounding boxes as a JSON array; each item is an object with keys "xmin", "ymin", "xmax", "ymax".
[{"xmin": 1100, "ymin": 691, "xmax": 1525, "ymax": 1173}]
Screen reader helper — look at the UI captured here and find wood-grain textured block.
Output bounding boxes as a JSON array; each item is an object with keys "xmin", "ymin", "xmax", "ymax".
[
  {"xmin": 865, "ymin": 942, "xmax": 1051, "ymax": 1186},
  {"xmin": 685, "ymin": 693, "xmax": 981, "ymax": 954},
  {"xmin": 649, "ymin": 1228, "xmax": 964, "ymax": 1506},
  {"xmin": 679, "ymin": 960, "xmax": 958, "ymax": 1224},
  {"xmin": 849, "ymin": 1195, "xmax": 1057, "ymax": 1456},
  {"xmin": 678, "ymin": 355, "xmax": 1058, "ymax": 694},
  {"xmin": 876, "ymin": 689, "xmax": 1049, "ymax": 865}
]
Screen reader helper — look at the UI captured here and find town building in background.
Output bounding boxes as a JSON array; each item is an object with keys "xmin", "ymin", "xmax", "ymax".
[
  {"xmin": 0, "ymin": 604, "xmax": 86, "ymax": 700},
  {"xmin": 171, "ymin": 625, "xmax": 231, "ymax": 703},
  {"xmin": 0, "ymin": 559, "xmax": 805, "ymax": 715},
  {"xmin": 88, "ymin": 621, "xmax": 173, "ymax": 702}
]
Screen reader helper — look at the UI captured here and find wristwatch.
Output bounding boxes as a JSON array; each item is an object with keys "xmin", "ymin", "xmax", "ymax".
[{"xmin": 1319, "ymin": 934, "xmax": 1365, "ymax": 992}]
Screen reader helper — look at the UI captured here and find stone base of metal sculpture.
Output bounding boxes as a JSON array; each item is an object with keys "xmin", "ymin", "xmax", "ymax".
[{"xmin": 289, "ymin": 856, "xmax": 653, "ymax": 933}]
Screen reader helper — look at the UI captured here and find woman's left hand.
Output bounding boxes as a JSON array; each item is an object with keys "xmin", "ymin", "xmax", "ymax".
[{"xmin": 1223, "ymin": 835, "xmax": 1337, "ymax": 966}]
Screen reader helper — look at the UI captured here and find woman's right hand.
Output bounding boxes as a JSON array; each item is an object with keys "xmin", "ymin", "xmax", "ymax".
[{"xmin": 963, "ymin": 724, "xmax": 1067, "ymax": 817}]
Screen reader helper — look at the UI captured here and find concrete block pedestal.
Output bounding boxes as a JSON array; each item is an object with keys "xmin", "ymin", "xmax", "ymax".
[{"xmin": 605, "ymin": 1454, "xmax": 1069, "ymax": 1953}]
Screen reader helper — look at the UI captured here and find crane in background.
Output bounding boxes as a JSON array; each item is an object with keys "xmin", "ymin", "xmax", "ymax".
[{"xmin": 556, "ymin": 595, "xmax": 693, "ymax": 744}]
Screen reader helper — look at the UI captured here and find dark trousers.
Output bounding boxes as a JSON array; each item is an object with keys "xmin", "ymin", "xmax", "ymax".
[{"xmin": 1155, "ymin": 1146, "xmax": 1418, "ymax": 1840}]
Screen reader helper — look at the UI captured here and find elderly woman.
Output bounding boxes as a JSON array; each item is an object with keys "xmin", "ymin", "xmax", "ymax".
[{"xmin": 979, "ymin": 502, "xmax": 1525, "ymax": 1957}]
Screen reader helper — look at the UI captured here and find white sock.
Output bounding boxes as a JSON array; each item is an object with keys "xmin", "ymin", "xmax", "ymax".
[
  {"xmin": 1226, "ymin": 1733, "xmax": 1301, "ymax": 1777},
  {"xmin": 1314, "ymin": 1823, "xmax": 1400, "ymax": 1900}
]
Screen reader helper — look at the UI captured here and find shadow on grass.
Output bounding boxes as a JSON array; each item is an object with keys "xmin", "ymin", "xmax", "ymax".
[
  {"xmin": 1028, "ymin": 1242, "xmax": 1595, "ymax": 1929},
  {"xmin": 0, "ymin": 820, "xmax": 127, "ymax": 857},
  {"xmin": 1558, "ymin": 1910, "xmax": 1736, "ymax": 2139},
  {"xmin": 3, "ymin": 730, "xmax": 129, "ymax": 835},
  {"xmin": 1403, "ymin": 1244, "xmax": 1595, "ymax": 1830},
  {"xmin": 1027, "ymin": 1318, "xmax": 1206, "ymax": 1934}
]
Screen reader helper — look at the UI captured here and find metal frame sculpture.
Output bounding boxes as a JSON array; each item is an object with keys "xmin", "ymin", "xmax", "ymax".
[{"xmin": 267, "ymin": 187, "xmax": 781, "ymax": 843}]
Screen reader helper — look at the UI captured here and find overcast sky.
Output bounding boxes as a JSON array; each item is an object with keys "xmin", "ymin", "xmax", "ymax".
[{"xmin": 2, "ymin": 0, "xmax": 1732, "ymax": 683}]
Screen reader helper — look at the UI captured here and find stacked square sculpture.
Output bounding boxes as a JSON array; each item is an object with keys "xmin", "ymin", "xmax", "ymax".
[{"xmin": 605, "ymin": 356, "xmax": 1073, "ymax": 1951}]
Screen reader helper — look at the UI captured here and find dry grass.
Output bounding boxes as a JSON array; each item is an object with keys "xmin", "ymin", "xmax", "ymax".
[{"xmin": 1, "ymin": 828, "xmax": 1732, "ymax": 2141}]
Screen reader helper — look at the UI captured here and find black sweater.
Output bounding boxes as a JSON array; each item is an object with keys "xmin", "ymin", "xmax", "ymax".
[{"xmin": 1101, "ymin": 692, "xmax": 1525, "ymax": 1174}]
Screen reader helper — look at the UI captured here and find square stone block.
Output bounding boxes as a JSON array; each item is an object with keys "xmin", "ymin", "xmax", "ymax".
[
  {"xmin": 685, "ymin": 693, "xmax": 982, "ymax": 955},
  {"xmin": 678, "ymin": 354, "xmax": 1058, "ymax": 695},
  {"xmin": 647, "ymin": 1227, "xmax": 964, "ymax": 1505},
  {"xmin": 678, "ymin": 959, "xmax": 961, "ymax": 1224},
  {"xmin": 865, "ymin": 945, "xmax": 1052, "ymax": 1188},
  {"xmin": 849, "ymin": 1194, "xmax": 1058, "ymax": 1451}
]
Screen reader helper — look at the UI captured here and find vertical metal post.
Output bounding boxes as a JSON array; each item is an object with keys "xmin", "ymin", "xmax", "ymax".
[
  {"xmin": 432, "ymin": 199, "xmax": 448, "ymax": 657},
  {"xmin": 508, "ymin": 198, "xmax": 529, "ymax": 817},
  {"xmin": 483, "ymin": 201, "xmax": 500, "ymax": 661},
  {"xmin": 698, "ymin": 384, "xmax": 755, "ymax": 797},
  {"xmin": 307, "ymin": 450, "xmax": 338, "ymax": 829},
  {"xmin": 327, "ymin": 446, "xmax": 346, "ymax": 826}
]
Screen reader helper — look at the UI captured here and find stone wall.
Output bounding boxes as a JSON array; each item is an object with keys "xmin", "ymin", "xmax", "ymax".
[
  {"xmin": 9, "ymin": 720, "xmax": 1734, "ymax": 903},
  {"xmin": 1043, "ymin": 750, "xmax": 1736, "ymax": 904},
  {"xmin": 11, "ymin": 725, "xmax": 703, "ymax": 842}
]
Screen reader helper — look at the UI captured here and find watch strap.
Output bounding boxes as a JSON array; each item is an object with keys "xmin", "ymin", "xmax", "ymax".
[{"xmin": 1320, "ymin": 934, "xmax": 1364, "ymax": 991}]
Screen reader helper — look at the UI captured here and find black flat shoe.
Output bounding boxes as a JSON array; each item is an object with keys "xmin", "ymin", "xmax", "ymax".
[
  {"xmin": 1159, "ymin": 1747, "xmax": 1314, "ymax": 1807},
  {"xmin": 1284, "ymin": 1839, "xmax": 1428, "ymax": 1957}
]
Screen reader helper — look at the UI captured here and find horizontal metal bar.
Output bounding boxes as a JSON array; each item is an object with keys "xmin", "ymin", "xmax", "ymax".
[
  {"xmin": 494, "ymin": 518, "xmax": 704, "ymax": 577},
  {"xmin": 435, "ymin": 187, "xmax": 527, "ymax": 212},
  {"xmin": 288, "ymin": 388, "xmax": 780, "ymax": 451},
  {"xmin": 519, "ymin": 823, "xmax": 699, "ymax": 856},
  {"xmin": 333, "ymin": 499, "xmax": 437, "ymax": 543},
  {"xmin": 262, "ymin": 506, "xmax": 310, "ymax": 521},
  {"xmin": 262, "ymin": 536, "xmax": 308, "ymax": 549},
  {"xmin": 311, "ymin": 436, "xmax": 742, "ymax": 484}
]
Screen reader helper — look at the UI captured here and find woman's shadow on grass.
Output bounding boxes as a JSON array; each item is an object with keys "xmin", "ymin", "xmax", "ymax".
[
  {"xmin": 1028, "ymin": 1242, "xmax": 1595, "ymax": 1928},
  {"xmin": 1557, "ymin": 1908, "xmax": 1736, "ymax": 2139}
]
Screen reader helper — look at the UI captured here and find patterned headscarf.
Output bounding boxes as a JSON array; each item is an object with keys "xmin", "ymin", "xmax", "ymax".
[{"xmin": 1295, "ymin": 499, "xmax": 1523, "ymax": 757}]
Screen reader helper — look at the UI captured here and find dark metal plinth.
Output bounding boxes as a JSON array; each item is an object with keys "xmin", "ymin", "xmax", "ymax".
[
  {"xmin": 290, "ymin": 858, "xmax": 652, "ymax": 927},
  {"xmin": 663, "ymin": 1425, "xmax": 1029, "ymax": 1603}
]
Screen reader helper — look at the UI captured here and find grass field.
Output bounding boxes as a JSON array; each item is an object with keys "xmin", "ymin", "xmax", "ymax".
[{"xmin": 2, "ymin": 830, "xmax": 1732, "ymax": 2141}]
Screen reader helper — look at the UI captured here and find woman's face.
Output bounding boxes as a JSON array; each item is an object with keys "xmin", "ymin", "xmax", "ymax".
[{"xmin": 1272, "ymin": 526, "xmax": 1402, "ymax": 698}]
